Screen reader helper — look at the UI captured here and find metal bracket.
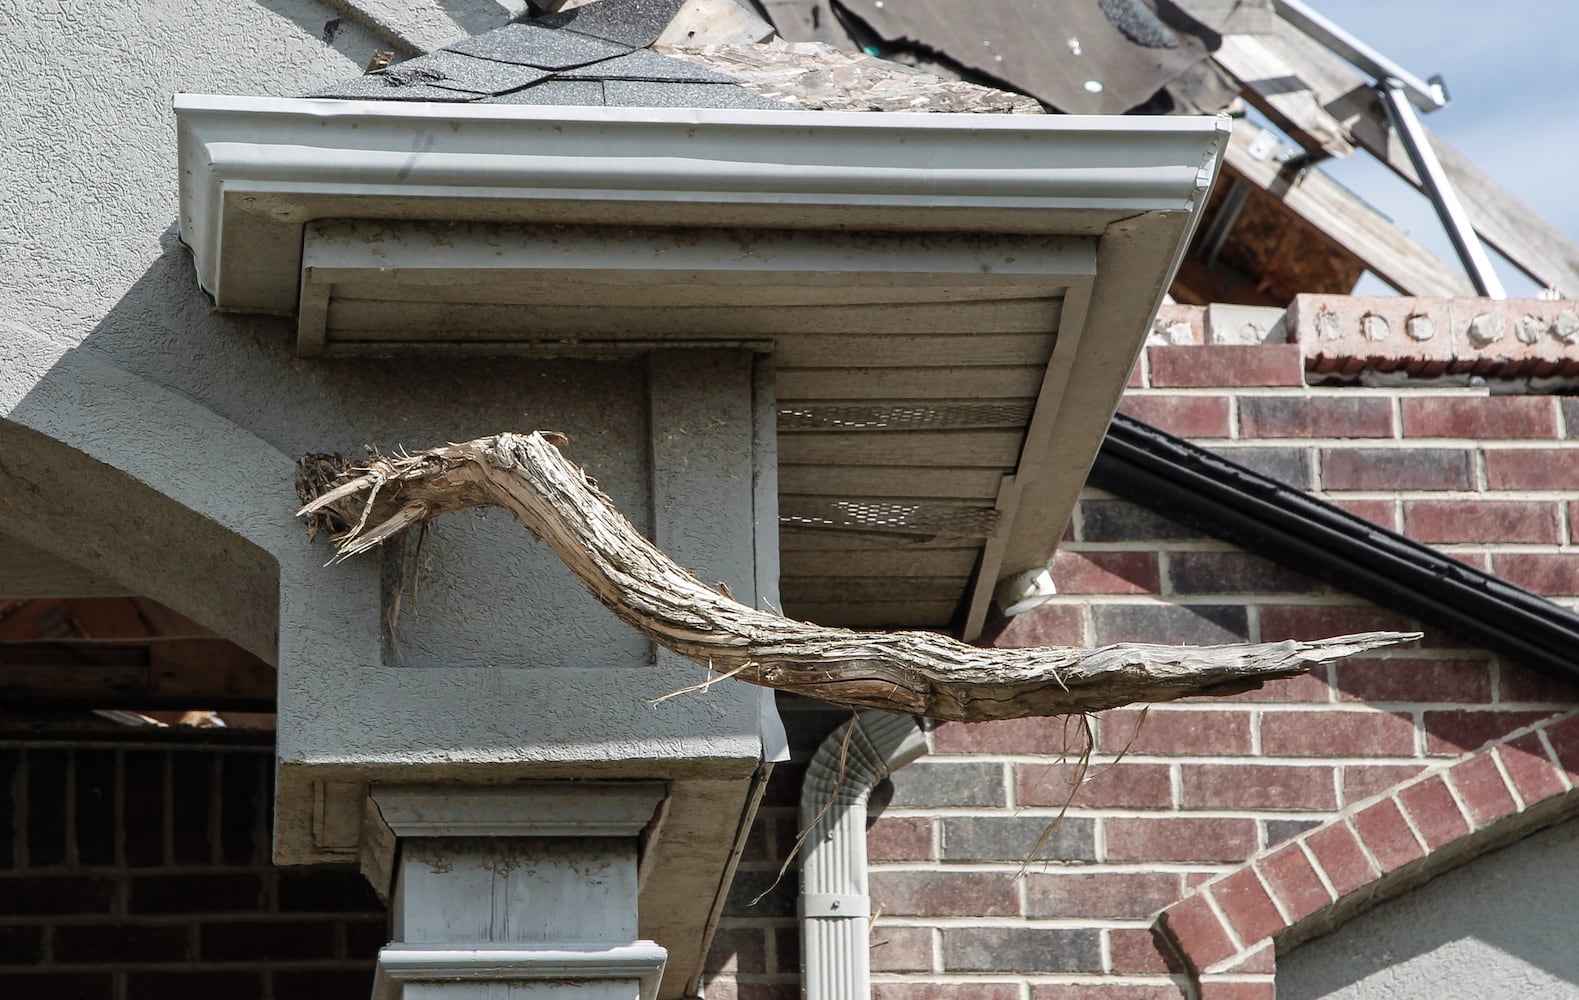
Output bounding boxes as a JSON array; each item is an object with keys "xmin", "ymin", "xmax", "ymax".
[
  {"xmin": 1274, "ymin": 0, "xmax": 1448, "ymax": 111},
  {"xmin": 1376, "ymin": 80, "xmax": 1506, "ymax": 299},
  {"xmin": 802, "ymin": 893, "xmax": 872, "ymax": 919},
  {"xmin": 1246, "ymin": 129, "xmax": 1279, "ymax": 162}
]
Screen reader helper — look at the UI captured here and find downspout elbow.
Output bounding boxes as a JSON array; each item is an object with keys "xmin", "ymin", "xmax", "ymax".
[{"xmin": 799, "ymin": 711, "xmax": 927, "ymax": 1000}]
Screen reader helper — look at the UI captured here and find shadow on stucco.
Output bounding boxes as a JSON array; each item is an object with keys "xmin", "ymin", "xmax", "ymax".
[{"xmin": 12, "ymin": 223, "xmax": 653, "ymax": 670}]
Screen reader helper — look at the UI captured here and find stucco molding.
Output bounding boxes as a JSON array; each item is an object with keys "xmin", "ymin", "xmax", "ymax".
[
  {"xmin": 374, "ymin": 942, "xmax": 668, "ymax": 1000},
  {"xmin": 0, "ymin": 320, "xmax": 380, "ymax": 668},
  {"xmin": 0, "ymin": 320, "xmax": 386, "ymax": 865},
  {"xmin": 372, "ymin": 781, "xmax": 667, "ymax": 837},
  {"xmin": 1158, "ymin": 710, "xmax": 1579, "ymax": 996}
]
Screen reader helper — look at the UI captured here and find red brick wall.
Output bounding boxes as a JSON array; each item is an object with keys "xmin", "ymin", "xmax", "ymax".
[
  {"xmin": 705, "ymin": 317, "xmax": 1579, "ymax": 1000},
  {"xmin": 0, "ymin": 738, "xmax": 386, "ymax": 999}
]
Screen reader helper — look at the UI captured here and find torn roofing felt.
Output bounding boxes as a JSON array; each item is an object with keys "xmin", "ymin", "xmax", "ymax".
[
  {"xmin": 1093, "ymin": 414, "xmax": 1579, "ymax": 683},
  {"xmin": 309, "ymin": 0, "xmax": 793, "ymax": 109},
  {"xmin": 762, "ymin": 0, "xmax": 1239, "ymax": 113}
]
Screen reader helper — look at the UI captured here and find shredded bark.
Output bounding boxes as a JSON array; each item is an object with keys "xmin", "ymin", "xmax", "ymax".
[{"xmin": 295, "ymin": 432, "xmax": 1417, "ymax": 721}]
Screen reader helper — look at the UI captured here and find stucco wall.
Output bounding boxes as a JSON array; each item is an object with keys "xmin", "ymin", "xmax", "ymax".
[
  {"xmin": 1, "ymin": 0, "xmax": 767, "ymax": 867},
  {"xmin": 1278, "ymin": 816, "xmax": 1579, "ymax": 1000}
]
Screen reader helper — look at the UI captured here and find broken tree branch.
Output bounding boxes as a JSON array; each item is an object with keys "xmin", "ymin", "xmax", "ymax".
[{"xmin": 296, "ymin": 432, "xmax": 1416, "ymax": 721}]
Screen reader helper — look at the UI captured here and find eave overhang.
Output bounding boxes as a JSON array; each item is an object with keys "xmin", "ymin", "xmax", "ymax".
[
  {"xmin": 177, "ymin": 97, "xmax": 1223, "ymax": 308},
  {"xmin": 175, "ymin": 95, "xmax": 1227, "ymax": 634}
]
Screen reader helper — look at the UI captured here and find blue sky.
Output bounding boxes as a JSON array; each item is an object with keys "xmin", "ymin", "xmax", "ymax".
[{"xmin": 1292, "ymin": 1, "xmax": 1579, "ymax": 295}]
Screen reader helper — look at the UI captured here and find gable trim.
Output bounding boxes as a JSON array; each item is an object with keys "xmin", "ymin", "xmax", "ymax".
[{"xmin": 1159, "ymin": 711, "xmax": 1579, "ymax": 993}]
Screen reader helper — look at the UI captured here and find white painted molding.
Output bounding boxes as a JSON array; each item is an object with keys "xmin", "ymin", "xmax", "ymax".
[
  {"xmin": 372, "ymin": 782, "xmax": 667, "ymax": 837},
  {"xmin": 374, "ymin": 942, "xmax": 667, "ymax": 1000},
  {"xmin": 173, "ymin": 94, "xmax": 1228, "ymax": 314},
  {"xmin": 799, "ymin": 712, "xmax": 927, "ymax": 1000},
  {"xmin": 295, "ymin": 219, "xmax": 1095, "ymax": 354}
]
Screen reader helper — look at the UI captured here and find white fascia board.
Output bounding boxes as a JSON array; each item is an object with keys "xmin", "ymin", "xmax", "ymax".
[{"xmin": 174, "ymin": 94, "xmax": 1229, "ymax": 313}]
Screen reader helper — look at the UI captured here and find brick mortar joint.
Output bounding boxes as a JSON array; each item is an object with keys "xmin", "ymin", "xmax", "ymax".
[{"xmin": 1160, "ymin": 709, "xmax": 1579, "ymax": 970}]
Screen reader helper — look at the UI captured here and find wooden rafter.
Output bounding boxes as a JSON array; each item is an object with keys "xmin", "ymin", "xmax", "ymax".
[
  {"xmin": 0, "ymin": 639, "xmax": 275, "ymax": 709},
  {"xmin": 1222, "ymin": 127, "xmax": 1472, "ymax": 297},
  {"xmin": 1216, "ymin": 20, "xmax": 1579, "ymax": 296}
]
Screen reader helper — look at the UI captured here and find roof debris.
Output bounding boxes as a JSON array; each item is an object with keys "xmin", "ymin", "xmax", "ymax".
[
  {"xmin": 312, "ymin": 0, "xmax": 795, "ymax": 108},
  {"xmin": 308, "ymin": 0, "xmax": 1042, "ymax": 113},
  {"xmin": 301, "ymin": 0, "xmax": 1579, "ymax": 301},
  {"xmin": 1099, "ymin": 0, "xmax": 1179, "ymax": 48},
  {"xmin": 657, "ymin": 40, "xmax": 1044, "ymax": 113},
  {"xmin": 773, "ymin": 0, "xmax": 1226, "ymax": 113}
]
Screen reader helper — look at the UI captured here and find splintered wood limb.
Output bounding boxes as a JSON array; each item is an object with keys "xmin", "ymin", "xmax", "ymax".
[{"xmin": 296, "ymin": 432, "xmax": 1418, "ymax": 722}]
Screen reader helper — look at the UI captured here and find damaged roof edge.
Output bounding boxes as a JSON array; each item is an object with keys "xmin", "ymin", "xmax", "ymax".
[
  {"xmin": 1093, "ymin": 413, "xmax": 1579, "ymax": 682},
  {"xmin": 174, "ymin": 94, "xmax": 1228, "ymax": 312}
]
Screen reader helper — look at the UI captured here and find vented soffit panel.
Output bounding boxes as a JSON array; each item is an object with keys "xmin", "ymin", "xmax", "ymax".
[{"xmin": 173, "ymin": 97, "xmax": 1227, "ymax": 631}]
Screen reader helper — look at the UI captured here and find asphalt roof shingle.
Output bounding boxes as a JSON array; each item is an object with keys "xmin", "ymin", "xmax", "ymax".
[
  {"xmin": 556, "ymin": 48, "xmax": 739, "ymax": 83},
  {"xmin": 448, "ymin": 22, "xmax": 634, "ymax": 70},
  {"xmin": 308, "ymin": 0, "xmax": 795, "ymax": 110},
  {"xmin": 602, "ymin": 80, "xmax": 791, "ymax": 110},
  {"xmin": 386, "ymin": 49, "xmax": 556, "ymax": 94},
  {"xmin": 479, "ymin": 80, "xmax": 608, "ymax": 105},
  {"xmin": 530, "ymin": 0, "xmax": 688, "ymax": 47},
  {"xmin": 309, "ymin": 76, "xmax": 483, "ymax": 102}
]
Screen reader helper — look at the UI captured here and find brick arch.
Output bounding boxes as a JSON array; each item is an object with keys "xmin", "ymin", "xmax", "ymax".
[{"xmin": 1158, "ymin": 711, "xmax": 1579, "ymax": 999}]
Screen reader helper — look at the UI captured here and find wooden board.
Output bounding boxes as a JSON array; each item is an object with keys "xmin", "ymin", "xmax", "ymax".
[
  {"xmin": 1213, "ymin": 33, "xmax": 1354, "ymax": 157},
  {"xmin": 778, "ymin": 465, "xmax": 1005, "ymax": 500},
  {"xmin": 780, "ymin": 576, "xmax": 963, "ymax": 604},
  {"xmin": 1246, "ymin": 22, "xmax": 1579, "ymax": 297},
  {"xmin": 1185, "ymin": 178, "xmax": 1366, "ymax": 304},
  {"xmin": 778, "ymin": 366, "xmax": 1048, "ymax": 400},
  {"xmin": 330, "ymin": 298, "xmax": 1061, "ymax": 340},
  {"xmin": 775, "ymin": 333, "xmax": 1056, "ymax": 369},
  {"xmin": 781, "ymin": 547, "xmax": 979, "ymax": 579},
  {"xmin": 780, "ymin": 601, "xmax": 958, "ymax": 630},
  {"xmin": 1224, "ymin": 128, "xmax": 1472, "ymax": 297},
  {"xmin": 777, "ymin": 429, "xmax": 1024, "ymax": 467},
  {"xmin": 0, "ymin": 639, "xmax": 275, "ymax": 709}
]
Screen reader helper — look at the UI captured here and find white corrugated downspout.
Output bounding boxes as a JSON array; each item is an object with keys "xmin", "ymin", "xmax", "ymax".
[{"xmin": 800, "ymin": 711, "xmax": 927, "ymax": 1000}]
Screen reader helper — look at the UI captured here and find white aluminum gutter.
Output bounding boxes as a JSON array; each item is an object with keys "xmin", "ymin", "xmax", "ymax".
[
  {"xmin": 799, "ymin": 712, "xmax": 927, "ymax": 1000},
  {"xmin": 173, "ymin": 95, "xmax": 1227, "ymax": 314}
]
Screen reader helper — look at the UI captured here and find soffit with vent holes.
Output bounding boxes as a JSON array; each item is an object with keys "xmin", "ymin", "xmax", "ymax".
[{"xmin": 175, "ymin": 99, "xmax": 1225, "ymax": 636}]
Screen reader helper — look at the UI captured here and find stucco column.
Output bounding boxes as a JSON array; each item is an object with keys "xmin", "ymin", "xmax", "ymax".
[{"xmin": 371, "ymin": 783, "xmax": 669, "ymax": 1000}]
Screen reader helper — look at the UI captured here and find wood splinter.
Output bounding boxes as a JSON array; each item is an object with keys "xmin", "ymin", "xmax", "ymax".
[{"xmin": 295, "ymin": 431, "xmax": 1417, "ymax": 722}]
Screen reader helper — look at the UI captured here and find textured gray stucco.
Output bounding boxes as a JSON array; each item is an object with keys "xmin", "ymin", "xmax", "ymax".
[
  {"xmin": 0, "ymin": 0, "xmax": 766, "ymax": 869},
  {"xmin": 1279, "ymin": 817, "xmax": 1579, "ymax": 1000}
]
